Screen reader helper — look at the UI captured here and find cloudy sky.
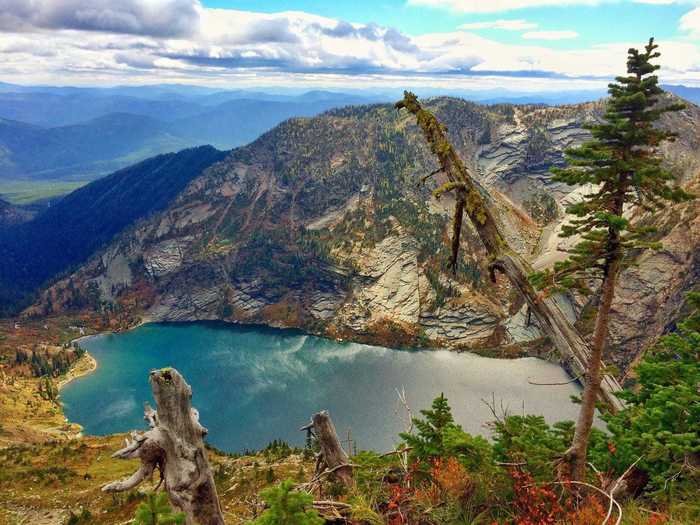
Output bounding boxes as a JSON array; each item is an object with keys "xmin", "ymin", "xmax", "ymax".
[{"xmin": 0, "ymin": 0, "xmax": 699, "ymax": 91}]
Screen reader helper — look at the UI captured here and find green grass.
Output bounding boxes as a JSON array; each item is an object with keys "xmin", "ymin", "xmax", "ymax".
[
  {"xmin": 0, "ymin": 179, "xmax": 89, "ymax": 205},
  {"xmin": 0, "ymin": 135, "xmax": 192, "ymax": 206}
]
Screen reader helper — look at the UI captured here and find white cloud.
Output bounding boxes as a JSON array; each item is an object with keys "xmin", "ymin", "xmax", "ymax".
[
  {"xmin": 680, "ymin": 7, "xmax": 700, "ymax": 34},
  {"xmin": 408, "ymin": 0, "xmax": 700, "ymax": 12},
  {"xmin": 0, "ymin": 0, "xmax": 201, "ymax": 37},
  {"xmin": 634, "ymin": 0, "xmax": 695, "ymax": 4},
  {"xmin": 0, "ymin": 3, "xmax": 697, "ymax": 89},
  {"xmin": 407, "ymin": 0, "xmax": 600, "ymax": 14},
  {"xmin": 522, "ymin": 30, "xmax": 580, "ymax": 39},
  {"xmin": 458, "ymin": 19, "xmax": 538, "ymax": 30}
]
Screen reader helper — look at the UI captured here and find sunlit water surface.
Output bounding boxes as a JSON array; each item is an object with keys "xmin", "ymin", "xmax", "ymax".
[{"xmin": 62, "ymin": 322, "xmax": 584, "ymax": 452}]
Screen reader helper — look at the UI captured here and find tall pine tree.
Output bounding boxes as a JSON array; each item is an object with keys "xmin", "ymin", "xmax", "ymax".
[{"xmin": 531, "ymin": 38, "xmax": 694, "ymax": 481}]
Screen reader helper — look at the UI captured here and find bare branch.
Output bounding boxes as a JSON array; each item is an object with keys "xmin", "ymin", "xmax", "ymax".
[
  {"xmin": 419, "ymin": 168, "xmax": 443, "ymax": 186},
  {"xmin": 103, "ymin": 463, "xmax": 155, "ymax": 493},
  {"xmin": 602, "ymin": 456, "xmax": 643, "ymax": 525}
]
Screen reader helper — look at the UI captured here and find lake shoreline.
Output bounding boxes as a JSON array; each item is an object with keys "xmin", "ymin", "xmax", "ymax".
[{"xmin": 58, "ymin": 351, "xmax": 98, "ymax": 391}]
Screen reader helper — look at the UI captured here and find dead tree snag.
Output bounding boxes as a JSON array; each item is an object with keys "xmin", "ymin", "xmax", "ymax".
[
  {"xmin": 103, "ymin": 368, "xmax": 225, "ymax": 525},
  {"xmin": 301, "ymin": 410, "xmax": 354, "ymax": 488}
]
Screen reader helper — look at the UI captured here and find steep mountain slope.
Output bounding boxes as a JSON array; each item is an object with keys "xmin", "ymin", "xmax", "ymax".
[
  {"xmin": 605, "ymin": 101, "xmax": 700, "ymax": 373},
  {"xmin": 0, "ymin": 146, "xmax": 226, "ymax": 315},
  {"xmin": 31, "ymin": 99, "xmax": 531, "ymax": 348},
  {"xmin": 28, "ymin": 98, "xmax": 700, "ymax": 372}
]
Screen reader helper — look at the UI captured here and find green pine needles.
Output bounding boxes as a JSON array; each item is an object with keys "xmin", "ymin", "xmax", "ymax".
[
  {"xmin": 399, "ymin": 393, "xmax": 495, "ymax": 473},
  {"xmin": 530, "ymin": 38, "xmax": 694, "ymax": 294},
  {"xmin": 591, "ymin": 292, "xmax": 700, "ymax": 496},
  {"xmin": 250, "ymin": 480, "xmax": 323, "ymax": 525},
  {"xmin": 132, "ymin": 492, "xmax": 185, "ymax": 525},
  {"xmin": 400, "ymin": 393, "xmax": 456, "ymax": 461}
]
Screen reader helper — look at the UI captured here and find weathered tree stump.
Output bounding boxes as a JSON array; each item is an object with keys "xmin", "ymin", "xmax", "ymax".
[
  {"xmin": 103, "ymin": 368, "xmax": 225, "ymax": 525},
  {"xmin": 301, "ymin": 410, "xmax": 353, "ymax": 487}
]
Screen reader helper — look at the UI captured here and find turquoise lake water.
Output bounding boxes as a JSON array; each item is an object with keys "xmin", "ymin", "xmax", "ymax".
[{"xmin": 61, "ymin": 322, "xmax": 584, "ymax": 453}]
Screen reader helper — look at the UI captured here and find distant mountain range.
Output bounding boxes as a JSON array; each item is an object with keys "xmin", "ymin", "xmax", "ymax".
[
  {"xmin": 1, "ymin": 81, "xmax": 697, "ymax": 194},
  {"xmin": 0, "ymin": 83, "xmax": 380, "ymax": 128},
  {"xmin": 0, "ymin": 85, "xmax": 379, "ymax": 185},
  {"xmin": 0, "ymin": 146, "xmax": 226, "ymax": 314},
  {"xmin": 0, "ymin": 113, "xmax": 191, "ymax": 180},
  {"xmin": 663, "ymin": 84, "xmax": 700, "ymax": 105}
]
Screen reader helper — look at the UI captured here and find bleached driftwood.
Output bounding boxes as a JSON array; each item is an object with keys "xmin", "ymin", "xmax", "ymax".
[{"xmin": 103, "ymin": 368, "xmax": 225, "ymax": 525}]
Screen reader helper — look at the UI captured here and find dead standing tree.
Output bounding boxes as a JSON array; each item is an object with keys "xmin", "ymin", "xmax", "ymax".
[
  {"xmin": 395, "ymin": 92, "xmax": 625, "ymax": 413},
  {"xmin": 300, "ymin": 410, "xmax": 354, "ymax": 488},
  {"xmin": 103, "ymin": 368, "xmax": 225, "ymax": 525}
]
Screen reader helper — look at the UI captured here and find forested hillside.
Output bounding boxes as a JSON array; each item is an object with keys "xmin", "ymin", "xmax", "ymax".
[{"xmin": 0, "ymin": 146, "xmax": 226, "ymax": 315}]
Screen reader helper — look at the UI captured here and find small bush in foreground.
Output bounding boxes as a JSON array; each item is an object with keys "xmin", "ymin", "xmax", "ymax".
[
  {"xmin": 250, "ymin": 479, "xmax": 323, "ymax": 525},
  {"xmin": 132, "ymin": 492, "xmax": 185, "ymax": 525}
]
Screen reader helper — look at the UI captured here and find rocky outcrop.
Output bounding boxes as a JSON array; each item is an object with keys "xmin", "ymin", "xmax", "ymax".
[
  {"xmin": 144, "ymin": 238, "xmax": 193, "ymax": 278},
  {"xmin": 531, "ymin": 102, "xmax": 700, "ymax": 371},
  {"xmin": 608, "ymin": 190, "xmax": 700, "ymax": 373},
  {"xmin": 352, "ymin": 234, "xmax": 421, "ymax": 325}
]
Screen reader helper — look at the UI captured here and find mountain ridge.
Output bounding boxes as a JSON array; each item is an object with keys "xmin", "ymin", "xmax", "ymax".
[
  {"xmin": 0, "ymin": 94, "xmax": 380, "ymax": 185},
  {"xmin": 0, "ymin": 146, "xmax": 226, "ymax": 315},
  {"xmin": 15, "ymin": 95, "xmax": 700, "ymax": 375}
]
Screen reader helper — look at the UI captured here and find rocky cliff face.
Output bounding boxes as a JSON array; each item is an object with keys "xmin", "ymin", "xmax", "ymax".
[
  {"xmin": 30, "ymin": 97, "xmax": 700, "ymax": 372},
  {"xmin": 615, "ymin": 100, "xmax": 700, "ymax": 352}
]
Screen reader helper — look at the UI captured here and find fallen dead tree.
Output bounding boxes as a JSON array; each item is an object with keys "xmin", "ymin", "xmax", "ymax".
[
  {"xmin": 395, "ymin": 92, "xmax": 625, "ymax": 413},
  {"xmin": 103, "ymin": 368, "xmax": 225, "ymax": 525},
  {"xmin": 312, "ymin": 500, "xmax": 353, "ymax": 522}
]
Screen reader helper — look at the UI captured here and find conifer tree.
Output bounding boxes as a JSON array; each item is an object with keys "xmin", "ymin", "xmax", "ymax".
[
  {"xmin": 591, "ymin": 292, "xmax": 700, "ymax": 495},
  {"xmin": 401, "ymin": 393, "xmax": 457, "ymax": 461},
  {"xmin": 251, "ymin": 480, "xmax": 323, "ymax": 525},
  {"xmin": 132, "ymin": 492, "xmax": 186, "ymax": 525},
  {"xmin": 530, "ymin": 38, "xmax": 694, "ymax": 481}
]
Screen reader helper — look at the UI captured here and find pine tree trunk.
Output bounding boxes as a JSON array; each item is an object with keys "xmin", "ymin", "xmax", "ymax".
[
  {"xmin": 563, "ymin": 246, "xmax": 621, "ymax": 481},
  {"xmin": 103, "ymin": 368, "xmax": 225, "ymax": 525}
]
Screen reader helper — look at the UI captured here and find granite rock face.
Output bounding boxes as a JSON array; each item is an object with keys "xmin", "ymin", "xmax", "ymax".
[
  {"xmin": 32, "ymin": 98, "xmax": 700, "ymax": 368},
  {"xmin": 608, "ymin": 195, "xmax": 700, "ymax": 372}
]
